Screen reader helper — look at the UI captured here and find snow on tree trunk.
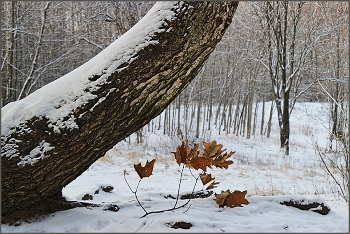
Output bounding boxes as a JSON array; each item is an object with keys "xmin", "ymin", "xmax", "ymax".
[{"xmin": 1, "ymin": 1, "xmax": 239, "ymax": 221}]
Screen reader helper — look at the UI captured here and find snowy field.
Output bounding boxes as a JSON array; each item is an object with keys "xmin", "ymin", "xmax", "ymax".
[{"xmin": 2, "ymin": 102, "xmax": 349, "ymax": 232}]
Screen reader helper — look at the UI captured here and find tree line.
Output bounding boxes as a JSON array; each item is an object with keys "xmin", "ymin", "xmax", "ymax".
[
  {"xmin": 157, "ymin": 1, "xmax": 349, "ymax": 155},
  {"xmin": 1, "ymin": 1, "xmax": 154, "ymax": 105}
]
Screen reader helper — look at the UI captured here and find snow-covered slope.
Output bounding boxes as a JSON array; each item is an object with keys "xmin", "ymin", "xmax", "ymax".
[{"xmin": 2, "ymin": 102, "xmax": 348, "ymax": 232}]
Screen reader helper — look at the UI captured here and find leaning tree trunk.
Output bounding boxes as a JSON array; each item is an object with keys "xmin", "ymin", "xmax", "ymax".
[{"xmin": 1, "ymin": 1, "xmax": 239, "ymax": 222}]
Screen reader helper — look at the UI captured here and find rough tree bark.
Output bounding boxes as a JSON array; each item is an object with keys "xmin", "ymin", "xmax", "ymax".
[{"xmin": 1, "ymin": 1, "xmax": 239, "ymax": 222}]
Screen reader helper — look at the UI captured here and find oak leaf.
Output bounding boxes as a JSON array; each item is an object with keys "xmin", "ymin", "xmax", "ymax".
[
  {"xmin": 134, "ymin": 159, "xmax": 156, "ymax": 179},
  {"xmin": 206, "ymin": 181, "xmax": 220, "ymax": 190},
  {"xmin": 214, "ymin": 190, "xmax": 231, "ymax": 206},
  {"xmin": 187, "ymin": 157, "xmax": 213, "ymax": 172},
  {"xmin": 199, "ymin": 173, "xmax": 215, "ymax": 185},
  {"xmin": 213, "ymin": 151, "xmax": 235, "ymax": 169},
  {"xmin": 172, "ymin": 140, "xmax": 190, "ymax": 165},
  {"xmin": 187, "ymin": 143, "xmax": 199, "ymax": 161},
  {"xmin": 203, "ymin": 140, "xmax": 224, "ymax": 158},
  {"xmin": 223, "ymin": 190, "xmax": 249, "ymax": 208},
  {"xmin": 214, "ymin": 190, "xmax": 249, "ymax": 208}
]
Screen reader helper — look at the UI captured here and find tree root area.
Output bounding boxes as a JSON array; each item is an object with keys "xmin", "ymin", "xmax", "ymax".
[
  {"xmin": 2, "ymin": 198, "xmax": 120, "ymax": 226},
  {"xmin": 0, "ymin": 190, "xmax": 115, "ymax": 225},
  {"xmin": 2, "ymin": 197, "xmax": 83, "ymax": 225}
]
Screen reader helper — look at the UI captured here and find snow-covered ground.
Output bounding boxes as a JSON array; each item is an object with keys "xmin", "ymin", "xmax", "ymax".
[{"xmin": 2, "ymin": 102, "xmax": 349, "ymax": 232}]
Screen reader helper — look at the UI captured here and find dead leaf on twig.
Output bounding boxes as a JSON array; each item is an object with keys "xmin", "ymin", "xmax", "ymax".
[{"xmin": 134, "ymin": 159, "xmax": 156, "ymax": 179}]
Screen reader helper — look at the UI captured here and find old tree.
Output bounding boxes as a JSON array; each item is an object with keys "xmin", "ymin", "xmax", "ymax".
[{"xmin": 1, "ymin": 2, "xmax": 239, "ymax": 222}]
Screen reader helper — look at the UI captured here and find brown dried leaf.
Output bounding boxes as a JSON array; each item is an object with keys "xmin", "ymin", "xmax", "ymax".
[
  {"xmin": 171, "ymin": 140, "xmax": 190, "ymax": 165},
  {"xmin": 223, "ymin": 190, "xmax": 249, "ymax": 208},
  {"xmin": 203, "ymin": 140, "xmax": 224, "ymax": 158},
  {"xmin": 214, "ymin": 160, "xmax": 233, "ymax": 169},
  {"xmin": 206, "ymin": 181, "xmax": 220, "ymax": 190},
  {"xmin": 134, "ymin": 159, "xmax": 156, "ymax": 179},
  {"xmin": 188, "ymin": 143, "xmax": 199, "ymax": 161},
  {"xmin": 187, "ymin": 157, "xmax": 213, "ymax": 172},
  {"xmin": 214, "ymin": 190, "xmax": 231, "ymax": 206},
  {"xmin": 213, "ymin": 151, "xmax": 235, "ymax": 169},
  {"xmin": 199, "ymin": 173, "xmax": 215, "ymax": 185}
]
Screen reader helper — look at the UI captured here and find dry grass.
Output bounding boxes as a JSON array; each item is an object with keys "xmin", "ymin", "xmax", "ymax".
[
  {"xmin": 300, "ymin": 124, "xmax": 318, "ymax": 137},
  {"xmin": 226, "ymin": 147, "xmax": 333, "ymax": 198},
  {"xmin": 97, "ymin": 142, "xmax": 174, "ymax": 169},
  {"xmin": 97, "ymin": 151, "xmax": 117, "ymax": 165},
  {"xmin": 247, "ymin": 183, "xmax": 286, "ymax": 197},
  {"xmin": 95, "ymin": 132, "xmax": 339, "ymax": 200}
]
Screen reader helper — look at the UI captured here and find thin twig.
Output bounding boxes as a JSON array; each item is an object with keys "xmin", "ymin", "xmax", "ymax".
[
  {"xmin": 303, "ymin": 109, "xmax": 340, "ymax": 143},
  {"xmin": 134, "ymin": 180, "xmax": 148, "ymax": 214},
  {"xmin": 191, "ymin": 175, "xmax": 200, "ymax": 195},
  {"xmin": 140, "ymin": 200, "xmax": 190, "ymax": 218},
  {"xmin": 173, "ymin": 163, "xmax": 185, "ymax": 208},
  {"xmin": 188, "ymin": 167, "xmax": 199, "ymax": 180},
  {"xmin": 124, "ymin": 170, "xmax": 148, "ymax": 214},
  {"xmin": 183, "ymin": 204, "xmax": 192, "ymax": 213},
  {"xmin": 124, "ymin": 170, "xmax": 134, "ymax": 193},
  {"xmin": 317, "ymin": 80, "xmax": 345, "ymax": 114},
  {"xmin": 313, "ymin": 142, "xmax": 347, "ymax": 201}
]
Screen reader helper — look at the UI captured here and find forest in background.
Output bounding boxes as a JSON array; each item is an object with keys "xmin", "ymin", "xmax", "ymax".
[{"xmin": 1, "ymin": 1, "xmax": 348, "ymax": 151}]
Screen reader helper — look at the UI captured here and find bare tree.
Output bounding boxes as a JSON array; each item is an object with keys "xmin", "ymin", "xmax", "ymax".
[
  {"xmin": 320, "ymin": 2, "xmax": 349, "ymax": 149},
  {"xmin": 2, "ymin": 1, "xmax": 148, "ymax": 105},
  {"xmin": 17, "ymin": 2, "xmax": 51, "ymax": 100},
  {"xmin": 253, "ymin": 1, "xmax": 326, "ymax": 155},
  {"xmin": 114, "ymin": 1, "xmax": 155, "ymax": 38}
]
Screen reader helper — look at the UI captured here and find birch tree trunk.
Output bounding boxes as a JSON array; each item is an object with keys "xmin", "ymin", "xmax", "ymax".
[{"xmin": 1, "ymin": 1, "xmax": 239, "ymax": 222}]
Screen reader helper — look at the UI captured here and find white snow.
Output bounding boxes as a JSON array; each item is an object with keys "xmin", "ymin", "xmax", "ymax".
[
  {"xmin": 2, "ymin": 102, "xmax": 348, "ymax": 232},
  {"xmin": 17, "ymin": 140, "xmax": 54, "ymax": 166}
]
